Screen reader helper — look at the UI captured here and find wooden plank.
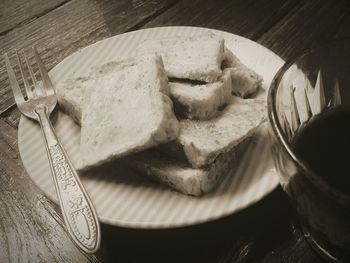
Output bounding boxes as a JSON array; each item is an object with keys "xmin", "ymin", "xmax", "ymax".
[
  {"xmin": 0, "ymin": 120, "xmax": 103, "ymax": 262},
  {"xmin": 3, "ymin": 108, "xmax": 21, "ymax": 129},
  {"xmin": 258, "ymin": 0, "xmax": 350, "ymax": 61},
  {"xmin": 142, "ymin": 0, "xmax": 301, "ymax": 40},
  {"xmin": 0, "ymin": 0, "xmax": 178, "ymax": 114},
  {"xmin": 0, "ymin": 0, "xmax": 69, "ymax": 35}
]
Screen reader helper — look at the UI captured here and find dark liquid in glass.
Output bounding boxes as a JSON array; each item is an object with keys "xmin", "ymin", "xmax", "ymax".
[
  {"xmin": 288, "ymin": 105, "xmax": 350, "ymax": 261},
  {"xmin": 292, "ymin": 105, "xmax": 350, "ymax": 195}
]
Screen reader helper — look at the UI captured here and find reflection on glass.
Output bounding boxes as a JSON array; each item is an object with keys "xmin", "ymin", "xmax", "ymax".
[{"xmin": 268, "ymin": 42, "xmax": 350, "ymax": 262}]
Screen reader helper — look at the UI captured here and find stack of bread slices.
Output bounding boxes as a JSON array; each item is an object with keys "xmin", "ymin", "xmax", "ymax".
[{"xmin": 55, "ymin": 33, "xmax": 266, "ymax": 196}]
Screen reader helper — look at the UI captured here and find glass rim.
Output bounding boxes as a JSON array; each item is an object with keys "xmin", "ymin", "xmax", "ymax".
[{"xmin": 267, "ymin": 40, "xmax": 350, "ymax": 205}]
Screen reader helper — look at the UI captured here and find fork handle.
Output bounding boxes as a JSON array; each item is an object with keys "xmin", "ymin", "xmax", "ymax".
[{"xmin": 34, "ymin": 105, "xmax": 100, "ymax": 254}]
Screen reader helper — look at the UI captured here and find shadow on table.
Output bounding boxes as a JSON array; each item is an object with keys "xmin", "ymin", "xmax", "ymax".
[{"xmin": 97, "ymin": 186, "xmax": 322, "ymax": 263}]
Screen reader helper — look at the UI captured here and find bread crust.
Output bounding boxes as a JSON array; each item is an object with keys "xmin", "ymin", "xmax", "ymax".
[
  {"xmin": 169, "ymin": 69, "xmax": 232, "ymax": 120},
  {"xmin": 75, "ymin": 55, "xmax": 179, "ymax": 172},
  {"xmin": 136, "ymin": 34, "xmax": 225, "ymax": 83}
]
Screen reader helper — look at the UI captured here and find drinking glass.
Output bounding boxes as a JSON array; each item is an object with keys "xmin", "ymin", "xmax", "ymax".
[{"xmin": 267, "ymin": 41, "xmax": 350, "ymax": 262}]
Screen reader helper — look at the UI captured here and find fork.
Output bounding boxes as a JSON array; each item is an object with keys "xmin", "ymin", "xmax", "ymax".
[{"xmin": 4, "ymin": 47, "xmax": 100, "ymax": 254}]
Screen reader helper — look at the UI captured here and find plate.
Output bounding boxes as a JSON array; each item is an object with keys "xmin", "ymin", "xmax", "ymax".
[{"xmin": 18, "ymin": 26, "xmax": 283, "ymax": 228}]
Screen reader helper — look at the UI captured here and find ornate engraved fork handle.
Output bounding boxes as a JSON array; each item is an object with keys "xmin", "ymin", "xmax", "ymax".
[{"xmin": 34, "ymin": 105, "xmax": 100, "ymax": 254}]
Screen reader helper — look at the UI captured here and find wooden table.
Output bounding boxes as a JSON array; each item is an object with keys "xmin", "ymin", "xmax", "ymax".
[{"xmin": 1, "ymin": 0, "xmax": 349, "ymax": 262}]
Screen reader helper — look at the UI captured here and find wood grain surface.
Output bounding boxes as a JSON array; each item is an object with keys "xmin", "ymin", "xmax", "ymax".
[
  {"xmin": 259, "ymin": 0, "xmax": 350, "ymax": 60},
  {"xmin": 142, "ymin": 0, "xmax": 301, "ymax": 40},
  {"xmin": 0, "ymin": 0, "xmax": 68, "ymax": 35},
  {"xmin": 0, "ymin": 120, "xmax": 101, "ymax": 262},
  {"xmin": 0, "ymin": 0, "xmax": 178, "ymax": 113},
  {"xmin": 1, "ymin": 0, "xmax": 349, "ymax": 262}
]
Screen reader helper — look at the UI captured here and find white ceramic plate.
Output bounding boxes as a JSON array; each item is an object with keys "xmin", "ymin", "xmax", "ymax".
[{"xmin": 18, "ymin": 26, "xmax": 283, "ymax": 229}]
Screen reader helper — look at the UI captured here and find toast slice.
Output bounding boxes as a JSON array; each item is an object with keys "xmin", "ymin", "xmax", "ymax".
[
  {"xmin": 55, "ymin": 76, "xmax": 89, "ymax": 125},
  {"xmin": 163, "ymin": 46, "xmax": 262, "ymax": 120},
  {"xmin": 124, "ymin": 122, "xmax": 268, "ymax": 196},
  {"xmin": 55, "ymin": 59, "xmax": 135, "ymax": 125},
  {"xmin": 76, "ymin": 54, "xmax": 179, "ymax": 171},
  {"xmin": 169, "ymin": 68, "xmax": 232, "ymax": 120},
  {"xmin": 123, "ymin": 137, "xmax": 249, "ymax": 196},
  {"xmin": 136, "ymin": 34, "xmax": 225, "ymax": 83},
  {"xmin": 157, "ymin": 96, "xmax": 267, "ymax": 168},
  {"xmin": 223, "ymin": 48, "xmax": 263, "ymax": 98}
]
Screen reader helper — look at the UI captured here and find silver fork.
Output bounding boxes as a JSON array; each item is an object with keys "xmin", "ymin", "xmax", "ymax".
[{"xmin": 4, "ymin": 47, "xmax": 100, "ymax": 254}]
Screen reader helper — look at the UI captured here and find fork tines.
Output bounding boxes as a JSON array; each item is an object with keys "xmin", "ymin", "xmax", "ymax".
[
  {"xmin": 4, "ymin": 47, "xmax": 54, "ymax": 102},
  {"xmin": 4, "ymin": 52, "xmax": 25, "ymax": 104}
]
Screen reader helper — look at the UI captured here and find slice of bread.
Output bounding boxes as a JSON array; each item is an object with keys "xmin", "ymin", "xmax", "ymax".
[
  {"xmin": 157, "ymin": 96, "xmax": 267, "ymax": 168},
  {"xmin": 55, "ymin": 59, "xmax": 135, "ymax": 125},
  {"xmin": 136, "ymin": 34, "xmax": 225, "ymax": 83},
  {"xmin": 223, "ymin": 48, "xmax": 263, "ymax": 98},
  {"xmin": 169, "ymin": 68, "xmax": 232, "ymax": 120},
  {"xmin": 76, "ymin": 54, "xmax": 179, "ymax": 172},
  {"xmin": 122, "ymin": 140, "xmax": 241, "ymax": 196},
  {"xmin": 124, "ymin": 123, "xmax": 267, "ymax": 196},
  {"xmin": 55, "ymin": 76, "xmax": 89, "ymax": 125}
]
